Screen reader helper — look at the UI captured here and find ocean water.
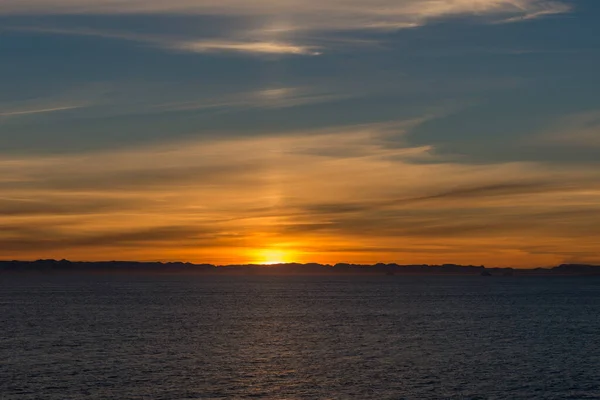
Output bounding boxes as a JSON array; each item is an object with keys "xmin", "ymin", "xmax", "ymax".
[{"xmin": 1, "ymin": 275, "xmax": 600, "ymax": 399}]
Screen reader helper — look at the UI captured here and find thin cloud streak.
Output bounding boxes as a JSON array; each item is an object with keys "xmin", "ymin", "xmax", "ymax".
[
  {"xmin": 174, "ymin": 40, "xmax": 321, "ymax": 56},
  {"xmin": 153, "ymin": 87, "xmax": 346, "ymax": 113},
  {"xmin": 0, "ymin": 106, "xmax": 82, "ymax": 117}
]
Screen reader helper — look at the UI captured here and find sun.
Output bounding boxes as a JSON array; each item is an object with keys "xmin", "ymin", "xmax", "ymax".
[{"xmin": 253, "ymin": 249, "xmax": 294, "ymax": 265}]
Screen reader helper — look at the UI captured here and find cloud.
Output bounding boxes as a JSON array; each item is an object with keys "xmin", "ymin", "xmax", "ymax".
[
  {"xmin": 3, "ymin": 1, "xmax": 569, "ymax": 58},
  {"xmin": 152, "ymin": 87, "xmax": 346, "ymax": 114},
  {"xmin": 295, "ymin": 181, "xmax": 572, "ymax": 218},
  {"xmin": 534, "ymin": 110, "xmax": 600, "ymax": 147},
  {"xmin": 0, "ymin": 1, "xmax": 571, "ymax": 29},
  {"xmin": 0, "ymin": 106, "xmax": 82, "ymax": 118},
  {"xmin": 0, "ymin": 196, "xmax": 137, "ymax": 216},
  {"xmin": 5, "ymin": 25, "xmax": 320, "ymax": 56},
  {"xmin": 499, "ymin": 4, "xmax": 570, "ymax": 23},
  {"xmin": 26, "ymin": 164, "xmax": 268, "ymax": 191},
  {"xmin": 0, "ymin": 84, "xmax": 102, "ymax": 121},
  {"xmin": 0, "ymin": 225, "xmax": 212, "ymax": 252},
  {"xmin": 285, "ymin": 180, "xmax": 600, "ymax": 239},
  {"xmin": 408, "ymin": 181, "xmax": 557, "ymax": 202},
  {"xmin": 173, "ymin": 40, "xmax": 321, "ymax": 56}
]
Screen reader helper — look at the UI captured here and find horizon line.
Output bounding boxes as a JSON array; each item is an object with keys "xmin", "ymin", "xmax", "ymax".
[{"xmin": 2, "ymin": 259, "xmax": 599, "ymax": 270}]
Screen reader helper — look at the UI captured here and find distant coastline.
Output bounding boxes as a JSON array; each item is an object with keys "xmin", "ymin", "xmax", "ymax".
[{"xmin": 1, "ymin": 260, "xmax": 599, "ymax": 276}]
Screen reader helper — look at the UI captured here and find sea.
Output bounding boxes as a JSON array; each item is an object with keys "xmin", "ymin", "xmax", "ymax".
[{"xmin": 1, "ymin": 275, "xmax": 599, "ymax": 399}]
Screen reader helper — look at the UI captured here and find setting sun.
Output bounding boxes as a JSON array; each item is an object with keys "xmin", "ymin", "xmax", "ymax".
[{"xmin": 253, "ymin": 249, "xmax": 295, "ymax": 265}]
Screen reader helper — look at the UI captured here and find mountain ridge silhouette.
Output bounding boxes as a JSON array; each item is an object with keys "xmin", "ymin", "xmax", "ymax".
[{"xmin": 2, "ymin": 260, "xmax": 599, "ymax": 276}]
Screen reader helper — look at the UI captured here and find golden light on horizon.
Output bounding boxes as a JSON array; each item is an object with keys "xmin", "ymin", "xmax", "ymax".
[{"xmin": 252, "ymin": 248, "xmax": 296, "ymax": 265}]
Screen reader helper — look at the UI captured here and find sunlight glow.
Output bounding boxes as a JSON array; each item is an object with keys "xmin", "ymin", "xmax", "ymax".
[{"xmin": 253, "ymin": 249, "xmax": 294, "ymax": 265}]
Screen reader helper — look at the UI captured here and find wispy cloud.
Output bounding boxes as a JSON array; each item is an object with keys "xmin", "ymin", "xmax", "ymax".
[
  {"xmin": 173, "ymin": 40, "xmax": 321, "ymax": 56},
  {"xmin": 153, "ymin": 87, "xmax": 345, "ymax": 113},
  {"xmin": 0, "ymin": 0, "xmax": 571, "ymax": 28},
  {"xmin": 535, "ymin": 110, "xmax": 600, "ymax": 147},
  {"xmin": 0, "ymin": 105, "xmax": 82, "ymax": 118},
  {"xmin": 0, "ymin": 84, "xmax": 102, "ymax": 120},
  {"xmin": 4, "ymin": 1, "xmax": 570, "ymax": 57},
  {"xmin": 6, "ymin": 26, "xmax": 320, "ymax": 56},
  {"xmin": 499, "ymin": 3, "xmax": 571, "ymax": 23},
  {"xmin": 0, "ymin": 0, "xmax": 570, "ymax": 24}
]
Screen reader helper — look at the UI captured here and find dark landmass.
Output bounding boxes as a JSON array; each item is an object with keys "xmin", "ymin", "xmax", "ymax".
[{"xmin": 1, "ymin": 260, "xmax": 600, "ymax": 276}]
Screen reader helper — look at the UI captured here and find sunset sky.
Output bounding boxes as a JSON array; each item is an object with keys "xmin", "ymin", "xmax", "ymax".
[{"xmin": 1, "ymin": 0, "xmax": 599, "ymax": 267}]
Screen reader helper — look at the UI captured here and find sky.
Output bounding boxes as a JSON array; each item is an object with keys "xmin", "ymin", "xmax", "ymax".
[{"xmin": 1, "ymin": 0, "xmax": 599, "ymax": 267}]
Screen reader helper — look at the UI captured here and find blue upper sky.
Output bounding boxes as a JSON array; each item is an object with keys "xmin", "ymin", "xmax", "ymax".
[
  {"xmin": 1, "ymin": 0, "xmax": 599, "ymax": 265},
  {"xmin": 1, "ymin": 0, "xmax": 598, "ymax": 158}
]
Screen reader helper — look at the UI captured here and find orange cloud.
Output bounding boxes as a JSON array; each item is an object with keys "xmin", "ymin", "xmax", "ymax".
[{"xmin": 0, "ymin": 121, "xmax": 598, "ymax": 266}]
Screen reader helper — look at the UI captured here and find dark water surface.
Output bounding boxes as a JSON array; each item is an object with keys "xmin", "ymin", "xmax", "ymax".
[{"xmin": 2, "ymin": 275, "xmax": 600, "ymax": 399}]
